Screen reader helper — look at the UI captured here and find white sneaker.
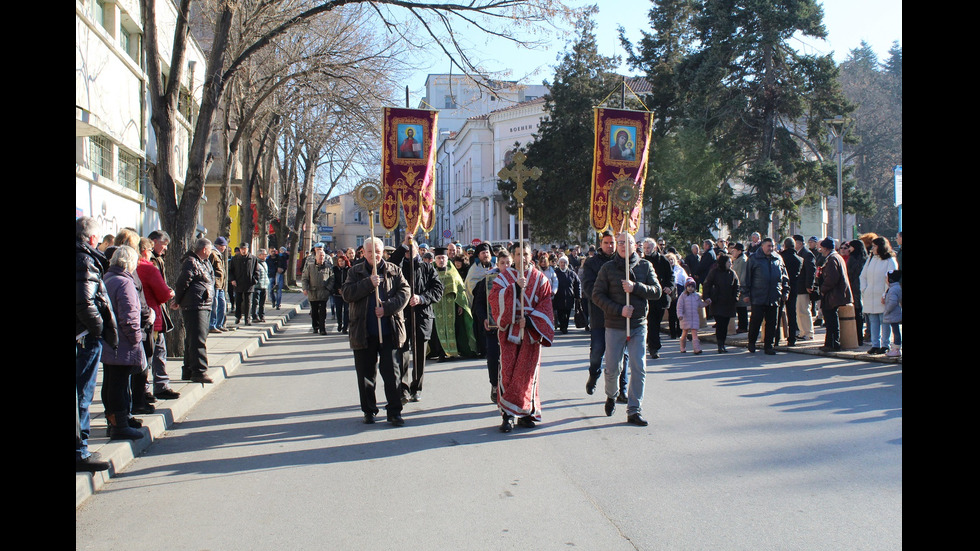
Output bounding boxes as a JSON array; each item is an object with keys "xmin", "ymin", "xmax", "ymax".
[{"xmin": 885, "ymin": 347, "xmax": 901, "ymax": 357}]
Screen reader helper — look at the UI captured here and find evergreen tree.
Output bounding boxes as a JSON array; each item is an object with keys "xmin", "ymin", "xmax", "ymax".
[
  {"xmin": 498, "ymin": 11, "xmax": 625, "ymax": 244},
  {"xmin": 627, "ymin": 0, "xmax": 854, "ymax": 239}
]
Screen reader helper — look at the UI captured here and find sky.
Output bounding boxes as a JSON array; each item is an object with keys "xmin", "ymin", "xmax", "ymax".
[{"xmin": 405, "ymin": 0, "xmax": 902, "ymax": 102}]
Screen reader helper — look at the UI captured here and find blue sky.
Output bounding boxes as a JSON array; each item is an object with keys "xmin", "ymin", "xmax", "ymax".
[{"xmin": 406, "ymin": 0, "xmax": 902, "ymax": 101}]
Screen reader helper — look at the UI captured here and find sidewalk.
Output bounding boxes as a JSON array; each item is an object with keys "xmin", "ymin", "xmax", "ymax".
[{"xmin": 75, "ymin": 291, "xmax": 310, "ymax": 508}]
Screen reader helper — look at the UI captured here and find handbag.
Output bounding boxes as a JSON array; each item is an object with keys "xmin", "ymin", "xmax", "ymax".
[{"xmin": 574, "ymin": 298, "xmax": 587, "ymax": 329}]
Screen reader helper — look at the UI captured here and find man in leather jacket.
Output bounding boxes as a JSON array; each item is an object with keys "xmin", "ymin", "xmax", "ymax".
[{"xmin": 76, "ymin": 216, "xmax": 118, "ymax": 472}]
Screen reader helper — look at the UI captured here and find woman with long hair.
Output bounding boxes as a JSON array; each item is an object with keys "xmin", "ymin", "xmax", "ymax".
[
  {"xmin": 845, "ymin": 240, "xmax": 868, "ymax": 346},
  {"xmin": 860, "ymin": 236, "xmax": 898, "ymax": 354}
]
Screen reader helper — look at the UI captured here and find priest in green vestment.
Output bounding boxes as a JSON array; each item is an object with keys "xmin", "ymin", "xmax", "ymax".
[{"xmin": 431, "ymin": 247, "xmax": 477, "ymax": 358}]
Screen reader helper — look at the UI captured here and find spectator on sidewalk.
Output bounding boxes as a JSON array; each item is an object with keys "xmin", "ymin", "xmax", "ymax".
[
  {"xmin": 778, "ymin": 237, "xmax": 802, "ymax": 347},
  {"xmin": 861, "ymin": 236, "xmax": 898, "ymax": 354},
  {"xmin": 229, "ymin": 242, "xmax": 261, "ymax": 325},
  {"xmin": 252, "ymin": 249, "xmax": 270, "ymax": 322},
  {"xmin": 793, "ymin": 235, "xmax": 816, "ymax": 341},
  {"xmin": 817, "ymin": 238, "xmax": 853, "ymax": 352},
  {"xmin": 702, "ymin": 254, "xmax": 740, "ymax": 353},
  {"xmin": 76, "ymin": 216, "xmax": 118, "ymax": 472},
  {"xmin": 173, "ymin": 238, "xmax": 215, "ymax": 383},
  {"xmin": 137, "ymin": 237, "xmax": 179, "ymax": 400},
  {"xmin": 883, "ymin": 270, "xmax": 902, "ymax": 357},
  {"xmin": 208, "ymin": 237, "xmax": 229, "ymax": 333},
  {"xmin": 742, "ymin": 238, "xmax": 790, "ymax": 355},
  {"xmin": 101, "ymin": 246, "xmax": 146, "ymax": 441}
]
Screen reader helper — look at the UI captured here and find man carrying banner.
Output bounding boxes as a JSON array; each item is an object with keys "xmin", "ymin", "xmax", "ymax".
[
  {"xmin": 592, "ymin": 232, "xmax": 661, "ymax": 426},
  {"xmin": 490, "ymin": 242, "xmax": 554, "ymax": 432}
]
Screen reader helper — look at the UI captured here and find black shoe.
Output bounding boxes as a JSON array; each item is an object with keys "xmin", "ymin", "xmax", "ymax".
[
  {"xmin": 786, "ymin": 341, "xmax": 797, "ymax": 347},
  {"xmin": 819, "ymin": 345, "xmax": 841, "ymax": 352},
  {"xmin": 604, "ymin": 398, "xmax": 616, "ymax": 417},
  {"xmin": 144, "ymin": 392, "xmax": 157, "ymax": 404},
  {"xmin": 363, "ymin": 413, "xmax": 376, "ymax": 424},
  {"xmin": 499, "ymin": 414, "xmax": 514, "ymax": 432},
  {"xmin": 132, "ymin": 404, "xmax": 155, "ymax": 415},
  {"xmin": 387, "ymin": 414, "xmax": 405, "ymax": 427},
  {"xmin": 236, "ymin": 318, "xmax": 242, "ymax": 325},
  {"xmin": 764, "ymin": 348, "xmax": 776, "ymax": 355},
  {"xmin": 627, "ymin": 413, "xmax": 649, "ymax": 426},
  {"xmin": 517, "ymin": 416, "xmax": 536, "ymax": 428},
  {"xmin": 410, "ymin": 392, "xmax": 421, "ymax": 403},
  {"xmin": 585, "ymin": 373, "xmax": 599, "ymax": 395},
  {"xmin": 649, "ymin": 352, "xmax": 660, "ymax": 359},
  {"xmin": 190, "ymin": 374, "xmax": 214, "ymax": 384},
  {"xmin": 76, "ymin": 453, "xmax": 111, "ymax": 472},
  {"xmin": 718, "ymin": 346, "xmax": 728, "ymax": 353},
  {"xmin": 181, "ymin": 369, "xmax": 192, "ymax": 380},
  {"xmin": 747, "ymin": 342, "xmax": 757, "ymax": 353},
  {"xmin": 154, "ymin": 388, "xmax": 181, "ymax": 400},
  {"xmin": 616, "ymin": 394, "xmax": 628, "ymax": 404},
  {"xmin": 490, "ymin": 386, "xmax": 498, "ymax": 404}
]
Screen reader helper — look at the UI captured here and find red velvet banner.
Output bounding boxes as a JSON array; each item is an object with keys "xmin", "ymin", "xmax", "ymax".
[
  {"xmin": 381, "ymin": 107, "xmax": 439, "ymax": 233},
  {"xmin": 590, "ymin": 108, "xmax": 654, "ymax": 233}
]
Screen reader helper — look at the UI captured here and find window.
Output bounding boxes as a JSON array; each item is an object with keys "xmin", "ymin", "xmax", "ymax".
[
  {"xmin": 444, "ymin": 95, "xmax": 457, "ymax": 109},
  {"xmin": 89, "ymin": 135, "xmax": 113, "ymax": 179},
  {"xmin": 117, "ymin": 150, "xmax": 140, "ymax": 192}
]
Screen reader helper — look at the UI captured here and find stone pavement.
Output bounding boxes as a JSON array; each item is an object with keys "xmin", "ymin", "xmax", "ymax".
[
  {"xmin": 76, "ymin": 295, "xmax": 900, "ymax": 508},
  {"xmin": 75, "ymin": 291, "xmax": 310, "ymax": 508}
]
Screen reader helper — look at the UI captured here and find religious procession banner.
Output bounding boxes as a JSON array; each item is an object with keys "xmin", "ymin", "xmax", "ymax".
[
  {"xmin": 589, "ymin": 108, "xmax": 654, "ymax": 234},
  {"xmin": 381, "ymin": 107, "xmax": 439, "ymax": 234}
]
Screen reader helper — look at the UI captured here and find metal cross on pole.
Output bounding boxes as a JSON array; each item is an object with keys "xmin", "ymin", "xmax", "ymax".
[{"xmin": 497, "ymin": 151, "xmax": 541, "ymax": 310}]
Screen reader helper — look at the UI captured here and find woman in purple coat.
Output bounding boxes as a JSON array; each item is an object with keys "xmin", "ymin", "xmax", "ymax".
[{"xmin": 100, "ymin": 246, "xmax": 145, "ymax": 440}]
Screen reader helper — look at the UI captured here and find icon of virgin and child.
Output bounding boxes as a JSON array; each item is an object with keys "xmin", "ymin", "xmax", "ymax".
[{"xmin": 609, "ymin": 126, "xmax": 636, "ymax": 161}]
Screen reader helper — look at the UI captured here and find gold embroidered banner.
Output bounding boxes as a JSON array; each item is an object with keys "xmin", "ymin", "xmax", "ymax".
[
  {"xmin": 381, "ymin": 107, "xmax": 439, "ymax": 233},
  {"xmin": 589, "ymin": 108, "xmax": 654, "ymax": 233}
]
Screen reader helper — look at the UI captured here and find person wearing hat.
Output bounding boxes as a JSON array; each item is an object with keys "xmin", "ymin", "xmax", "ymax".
[
  {"xmin": 431, "ymin": 246, "xmax": 477, "ymax": 360},
  {"xmin": 272, "ymin": 246, "xmax": 290, "ymax": 309},
  {"xmin": 464, "ymin": 242, "xmax": 495, "ymax": 357},
  {"xmin": 229, "ymin": 242, "xmax": 262, "ymax": 326},
  {"xmin": 741, "ymin": 237, "xmax": 790, "ymax": 354},
  {"xmin": 817, "ymin": 237, "xmax": 852, "ymax": 351},
  {"xmin": 301, "ymin": 242, "xmax": 334, "ymax": 335}
]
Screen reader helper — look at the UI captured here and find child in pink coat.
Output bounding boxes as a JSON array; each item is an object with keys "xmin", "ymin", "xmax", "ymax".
[{"xmin": 676, "ymin": 277, "xmax": 707, "ymax": 353}]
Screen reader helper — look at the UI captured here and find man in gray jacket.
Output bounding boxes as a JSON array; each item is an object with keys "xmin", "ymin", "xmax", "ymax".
[{"xmin": 592, "ymin": 232, "xmax": 662, "ymax": 426}]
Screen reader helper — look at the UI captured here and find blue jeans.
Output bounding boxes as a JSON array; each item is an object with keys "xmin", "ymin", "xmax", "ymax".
[
  {"xmin": 867, "ymin": 313, "xmax": 883, "ymax": 348},
  {"xmin": 589, "ymin": 306, "xmax": 628, "ymax": 392},
  {"xmin": 274, "ymin": 273, "xmax": 285, "ymax": 307},
  {"xmin": 882, "ymin": 322, "xmax": 901, "ymax": 347},
  {"xmin": 210, "ymin": 288, "xmax": 227, "ymax": 329},
  {"xmin": 604, "ymin": 325, "xmax": 647, "ymax": 415},
  {"xmin": 76, "ymin": 334, "xmax": 102, "ymax": 460}
]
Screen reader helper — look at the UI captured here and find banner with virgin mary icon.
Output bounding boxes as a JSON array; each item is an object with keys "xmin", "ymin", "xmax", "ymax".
[
  {"xmin": 589, "ymin": 108, "xmax": 654, "ymax": 233},
  {"xmin": 381, "ymin": 107, "xmax": 439, "ymax": 233}
]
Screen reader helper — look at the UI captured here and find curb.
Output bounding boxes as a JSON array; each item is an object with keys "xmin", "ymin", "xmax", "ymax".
[{"xmin": 75, "ymin": 297, "xmax": 309, "ymax": 509}]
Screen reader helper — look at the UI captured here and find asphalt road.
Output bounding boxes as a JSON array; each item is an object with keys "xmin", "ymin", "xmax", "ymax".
[{"xmin": 76, "ymin": 313, "xmax": 902, "ymax": 550}]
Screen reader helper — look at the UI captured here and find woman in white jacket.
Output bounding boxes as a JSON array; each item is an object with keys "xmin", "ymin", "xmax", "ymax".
[{"xmin": 859, "ymin": 236, "xmax": 898, "ymax": 354}]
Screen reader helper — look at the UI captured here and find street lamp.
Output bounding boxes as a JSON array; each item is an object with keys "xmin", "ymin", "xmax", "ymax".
[{"xmin": 824, "ymin": 115, "xmax": 848, "ymax": 241}]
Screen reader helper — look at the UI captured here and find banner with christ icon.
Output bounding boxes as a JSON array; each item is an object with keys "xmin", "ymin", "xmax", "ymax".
[
  {"xmin": 589, "ymin": 108, "xmax": 654, "ymax": 233},
  {"xmin": 381, "ymin": 107, "xmax": 439, "ymax": 233}
]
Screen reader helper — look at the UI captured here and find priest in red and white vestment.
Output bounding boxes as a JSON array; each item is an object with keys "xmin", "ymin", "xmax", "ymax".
[{"xmin": 490, "ymin": 243, "xmax": 554, "ymax": 432}]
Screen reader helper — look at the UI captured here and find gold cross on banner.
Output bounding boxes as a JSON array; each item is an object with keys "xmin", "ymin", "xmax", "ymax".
[{"xmin": 497, "ymin": 151, "xmax": 541, "ymax": 204}]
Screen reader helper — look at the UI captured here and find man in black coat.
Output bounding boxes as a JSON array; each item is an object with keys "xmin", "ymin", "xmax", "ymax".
[
  {"xmin": 642, "ymin": 237, "xmax": 672, "ymax": 359},
  {"xmin": 388, "ymin": 236, "xmax": 444, "ymax": 403},
  {"xmin": 793, "ymin": 235, "xmax": 816, "ymax": 340},
  {"xmin": 778, "ymin": 237, "xmax": 803, "ymax": 346},
  {"xmin": 228, "ymin": 242, "xmax": 261, "ymax": 325},
  {"xmin": 173, "ymin": 238, "xmax": 216, "ymax": 382},
  {"xmin": 582, "ymin": 231, "xmax": 628, "ymax": 399},
  {"xmin": 76, "ymin": 216, "xmax": 118, "ymax": 472}
]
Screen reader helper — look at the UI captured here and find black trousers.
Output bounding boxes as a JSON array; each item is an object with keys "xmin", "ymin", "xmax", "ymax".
[
  {"xmin": 235, "ymin": 288, "xmax": 254, "ymax": 321},
  {"xmin": 556, "ymin": 308, "xmax": 571, "ymax": 333},
  {"xmin": 310, "ymin": 300, "xmax": 327, "ymax": 332},
  {"xmin": 646, "ymin": 303, "xmax": 665, "ymax": 353},
  {"xmin": 748, "ymin": 304, "xmax": 778, "ymax": 350},
  {"xmin": 822, "ymin": 305, "xmax": 841, "ymax": 349},
  {"xmin": 353, "ymin": 336, "xmax": 403, "ymax": 416},
  {"xmin": 101, "ymin": 363, "xmax": 133, "ymax": 416},
  {"xmin": 486, "ymin": 328, "xmax": 500, "ymax": 387},
  {"xmin": 714, "ymin": 315, "xmax": 731, "ymax": 347},
  {"xmin": 736, "ymin": 305, "xmax": 749, "ymax": 332},
  {"xmin": 181, "ymin": 308, "xmax": 210, "ymax": 375},
  {"xmin": 400, "ymin": 316, "xmax": 428, "ymax": 397}
]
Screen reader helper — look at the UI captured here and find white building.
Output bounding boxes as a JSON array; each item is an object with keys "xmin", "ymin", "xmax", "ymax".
[
  {"xmin": 76, "ymin": 0, "xmax": 205, "ymax": 235},
  {"xmin": 422, "ymin": 74, "xmax": 547, "ymax": 245}
]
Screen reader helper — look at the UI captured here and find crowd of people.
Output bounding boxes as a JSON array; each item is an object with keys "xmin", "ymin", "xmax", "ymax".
[{"xmin": 77, "ymin": 215, "xmax": 902, "ymax": 471}]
